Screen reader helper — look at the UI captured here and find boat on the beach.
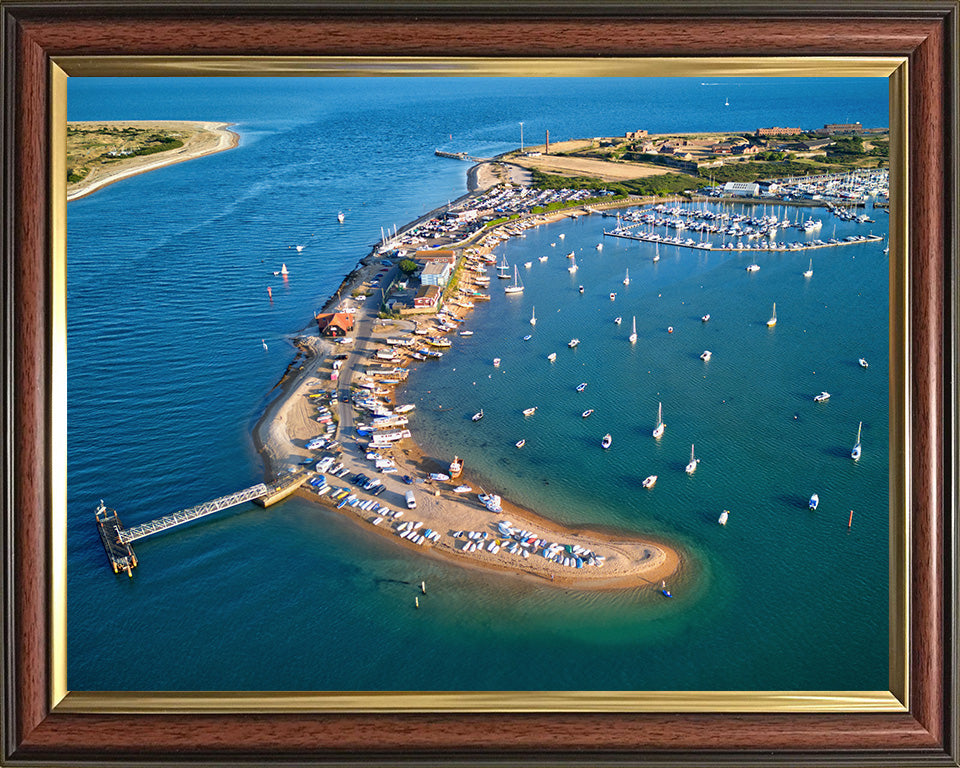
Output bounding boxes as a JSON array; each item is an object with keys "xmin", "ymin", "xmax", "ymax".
[
  {"xmin": 814, "ymin": 391, "xmax": 831, "ymax": 402},
  {"xmin": 809, "ymin": 493, "xmax": 819, "ymax": 510},
  {"xmin": 851, "ymin": 421, "xmax": 862, "ymax": 461},
  {"xmin": 453, "ymin": 485, "xmax": 471, "ymax": 494},
  {"xmin": 601, "ymin": 433, "xmax": 612, "ymax": 449},
  {"xmin": 504, "ymin": 265, "xmax": 524, "ymax": 294},
  {"xmin": 515, "ymin": 439, "xmax": 526, "ymax": 448},
  {"xmin": 448, "ymin": 456, "xmax": 463, "ymax": 478},
  {"xmin": 653, "ymin": 402, "xmax": 665, "ymax": 439},
  {"xmin": 523, "ymin": 407, "xmax": 537, "ymax": 416},
  {"xmin": 472, "ymin": 409, "xmax": 484, "ymax": 422},
  {"xmin": 547, "ymin": 352, "xmax": 557, "ymax": 362},
  {"xmin": 718, "ymin": 509, "xmax": 729, "ymax": 525},
  {"xmin": 568, "ymin": 338, "xmax": 580, "ymax": 348},
  {"xmin": 767, "ymin": 302, "xmax": 778, "ymax": 327},
  {"xmin": 429, "ymin": 473, "xmax": 451, "ymax": 482},
  {"xmin": 530, "ymin": 306, "xmax": 536, "ymax": 326},
  {"xmin": 623, "ymin": 268, "xmax": 630, "ymax": 286},
  {"xmin": 700, "ymin": 350, "xmax": 712, "ymax": 361},
  {"xmin": 804, "ymin": 258, "xmax": 813, "ymax": 277},
  {"xmin": 582, "ymin": 409, "xmax": 594, "ymax": 418},
  {"xmin": 576, "ymin": 382, "xmax": 588, "ymax": 392},
  {"xmin": 642, "ymin": 475, "xmax": 657, "ymax": 488},
  {"xmin": 859, "ymin": 357, "xmax": 869, "ymax": 368},
  {"xmin": 629, "ymin": 316, "xmax": 638, "ymax": 344},
  {"xmin": 685, "ymin": 443, "xmax": 700, "ymax": 474}
]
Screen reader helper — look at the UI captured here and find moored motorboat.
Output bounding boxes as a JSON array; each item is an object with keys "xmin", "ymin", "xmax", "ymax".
[
  {"xmin": 718, "ymin": 509, "xmax": 729, "ymax": 525},
  {"xmin": 601, "ymin": 433, "xmax": 612, "ymax": 449},
  {"xmin": 582, "ymin": 409, "xmax": 594, "ymax": 418},
  {"xmin": 522, "ymin": 407, "xmax": 537, "ymax": 416},
  {"xmin": 448, "ymin": 456, "xmax": 463, "ymax": 478},
  {"xmin": 859, "ymin": 358, "xmax": 869, "ymax": 368},
  {"xmin": 746, "ymin": 263, "xmax": 760, "ymax": 272},
  {"xmin": 809, "ymin": 493, "xmax": 819, "ymax": 510},
  {"xmin": 609, "ymin": 292, "xmax": 616, "ymax": 301},
  {"xmin": 576, "ymin": 382, "xmax": 588, "ymax": 392},
  {"xmin": 472, "ymin": 409, "xmax": 484, "ymax": 422},
  {"xmin": 547, "ymin": 352, "xmax": 557, "ymax": 362},
  {"xmin": 814, "ymin": 391, "xmax": 831, "ymax": 402},
  {"xmin": 701, "ymin": 313, "xmax": 710, "ymax": 322},
  {"xmin": 700, "ymin": 350, "xmax": 712, "ymax": 361},
  {"xmin": 614, "ymin": 316, "xmax": 622, "ymax": 325},
  {"xmin": 642, "ymin": 475, "xmax": 657, "ymax": 488},
  {"xmin": 568, "ymin": 338, "xmax": 580, "ymax": 348},
  {"xmin": 493, "ymin": 357, "xmax": 501, "ymax": 367},
  {"xmin": 515, "ymin": 439, "xmax": 526, "ymax": 448}
]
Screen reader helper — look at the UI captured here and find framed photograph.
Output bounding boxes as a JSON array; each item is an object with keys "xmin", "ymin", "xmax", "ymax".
[{"xmin": 2, "ymin": 2, "xmax": 957, "ymax": 766}]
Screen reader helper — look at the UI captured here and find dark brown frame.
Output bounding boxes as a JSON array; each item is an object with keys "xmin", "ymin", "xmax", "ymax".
[{"xmin": 2, "ymin": 2, "xmax": 957, "ymax": 765}]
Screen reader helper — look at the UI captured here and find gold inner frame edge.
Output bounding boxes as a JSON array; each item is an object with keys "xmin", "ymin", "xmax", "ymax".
[{"xmin": 50, "ymin": 55, "xmax": 909, "ymax": 714}]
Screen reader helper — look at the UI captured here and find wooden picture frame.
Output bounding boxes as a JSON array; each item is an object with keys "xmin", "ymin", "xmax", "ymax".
[{"xmin": 2, "ymin": 1, "xmax": 957, "ymax": 765}]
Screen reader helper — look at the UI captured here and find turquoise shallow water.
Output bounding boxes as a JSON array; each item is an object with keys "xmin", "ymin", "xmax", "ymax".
[{"xmin": 66, "ymin": 76, "xmax": 889, "ymax": 691}]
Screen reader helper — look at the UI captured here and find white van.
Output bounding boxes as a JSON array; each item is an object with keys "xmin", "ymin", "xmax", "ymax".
[{"xmin": 405, "ymin": 491, "xmax": 417, "ymax": 509}]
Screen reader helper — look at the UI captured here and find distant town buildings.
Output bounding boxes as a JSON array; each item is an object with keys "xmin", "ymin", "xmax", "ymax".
[
  {"xmin": 625, "ymin": 129, "xmax": 648, "ymax": 140},
  {"xmin": 756, "ymin": 126, "xmax": 802, "ymax": 137},
  {"xmin": 818, "ymin": 122, "xmax": 863, "ymax": 134}
]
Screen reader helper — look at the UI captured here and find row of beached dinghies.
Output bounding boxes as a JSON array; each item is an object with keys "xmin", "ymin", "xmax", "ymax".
[{"xmin": 451, "ymin": 521, "xmax": 607, "ymax": 569}]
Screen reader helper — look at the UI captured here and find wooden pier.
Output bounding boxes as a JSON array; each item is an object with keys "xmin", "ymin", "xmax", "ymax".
[{"xmin": 96, "ymin": 473, "xmax": 307, "ymax": 574}]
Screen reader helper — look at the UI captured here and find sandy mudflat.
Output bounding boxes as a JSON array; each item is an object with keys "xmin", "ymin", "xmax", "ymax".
[
  {"xmin": 254, "ymin": 234, "xmax": 684, "ymax": 592},
  {"xmin": 67, "ymin": 121, "xmax": 239, "ymax": 201}
]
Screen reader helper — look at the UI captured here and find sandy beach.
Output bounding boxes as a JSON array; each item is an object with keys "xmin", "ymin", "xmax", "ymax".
[
  {"xmin": 253, "ymin": 196, "xmax": 684, "ymax": 592},
  {"xmin": 67, "ymin": 120, "xmax": 239, "ymax": 201}
]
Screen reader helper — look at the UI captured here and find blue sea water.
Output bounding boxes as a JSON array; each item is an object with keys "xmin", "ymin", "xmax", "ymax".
[{"xmin": 67, "ymin": 76, "xmax": 889, "ymax": 691}]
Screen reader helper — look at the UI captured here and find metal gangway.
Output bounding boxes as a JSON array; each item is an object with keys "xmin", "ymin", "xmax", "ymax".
[{"xmin": 117, "ymin": 483, "xmax": 268, "ymax": 544}]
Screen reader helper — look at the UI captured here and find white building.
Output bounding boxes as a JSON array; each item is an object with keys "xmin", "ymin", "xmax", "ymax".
[
  {"xmin": 421, "ymin": 261, "xmax": 453, "ymax": 287},
  {"xmin": 722, "ymin": 181, "xmax": 761, "ymax": 197}
]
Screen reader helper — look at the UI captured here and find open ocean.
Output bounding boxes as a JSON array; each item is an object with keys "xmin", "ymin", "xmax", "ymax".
[{"xmin": 67, "ymin": 76, "xmax": 889, "ymax": 691}]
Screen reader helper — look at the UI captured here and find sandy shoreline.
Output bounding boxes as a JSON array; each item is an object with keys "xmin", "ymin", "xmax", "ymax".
[
  {"xmin": 67, "ymin": 121, "xmax": 240, "ymax": 201},
  {"xmin": 252, "ymin": 179, "xmax": 685, "ymax": 592}
]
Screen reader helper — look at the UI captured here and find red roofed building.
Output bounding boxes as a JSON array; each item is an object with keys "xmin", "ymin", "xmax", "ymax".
[{"xmin": 315, "ymin": 312, "xmax": 355, "ymax": 337}]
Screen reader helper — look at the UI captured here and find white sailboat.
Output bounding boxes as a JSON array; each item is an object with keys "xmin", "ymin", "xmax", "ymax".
[
  {"xmin": 851, "ymin": 421, "xmax": 862, "ymax": 461},
  {"xmin": 568, "ymin": 255, "xmax": 578, "ymax": 273},
  {"xmin": 652, "ymin": 402, "xmax": 665, "ymax": 439},
  {"xmin": 653, "ymin": 243, "xmax": 660, "ymax": 262},
  {"xmin": 767, "ymin": 302, "xmax": 777, "ymax": 327},
  {"xmin": 504, "ymin": 265, "xmax": 524, "ymax": 294},
  {"xmin": 803, "ymin": 259, "xmax": 813, "ymax": 278},
  {"xmin": 280, "ymin": 263, "xmax": 289, "ymax": 276},
  {"xmin": 497, "ymin": 255, "xmax": 511, "ymax": 279},
  {"xmin": 261, "ymin": 338, "xmax": 268, "ymax": 351},
  {"xmin": 529, "ymin": 306, "xmax": 536, "ymax": 325},
  {"xmin": 623, "ymin": 268, "xmax": 630, "ymax": 286},
  {"xmin": 337, "ymin": 211, "xmax": 345, "ymax": 223},
  {"xmin": 628, "ymin": 316, "xmax": 637, "ymax": 344},
  {"xmin": 685, "ymin": 443, "xmax": 700, "ymax": 474}
]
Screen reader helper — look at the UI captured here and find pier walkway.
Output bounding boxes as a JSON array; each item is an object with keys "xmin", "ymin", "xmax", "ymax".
[
  {"xmin": 97, "ymin": 473, "xmax": 307, "ymax": 574},
  {"xmin": 434, "ymin": 149, "xmax": 491, "ymax": 162}
]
